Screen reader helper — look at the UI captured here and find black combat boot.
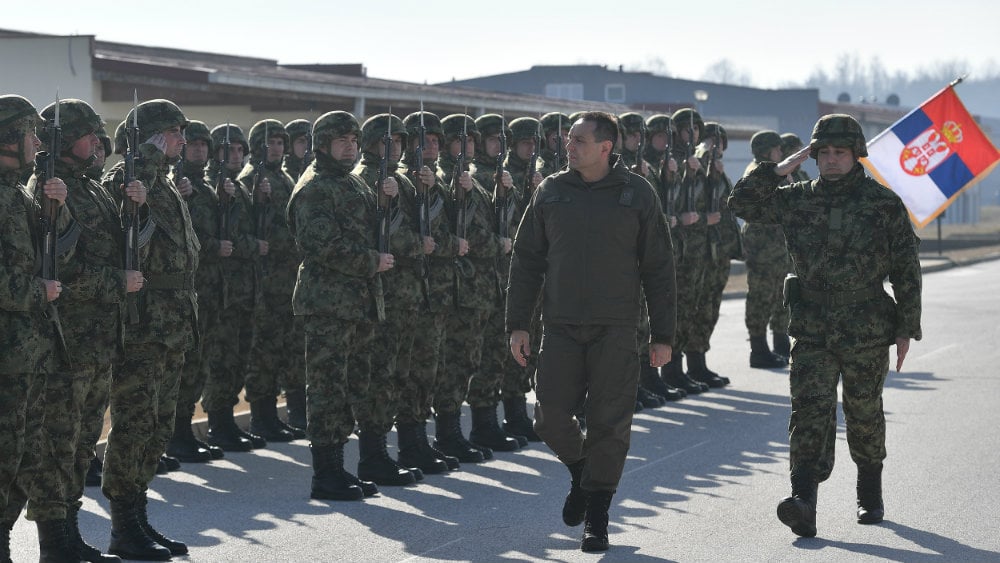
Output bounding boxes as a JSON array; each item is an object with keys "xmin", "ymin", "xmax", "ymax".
[
  {"xmin": 234, "ymin": 420, "xmax": 267, "ymax": 449},
  {"xmin": 581, "ymin": 490, "xmax": 615, "ymax": 552},
  {"xmin": 159, "ymin": 455, "xmax": 180, "ymax": 472},
  {"xmin": 470, "ymin": 405, "xmax": 521, "ymax": 452},
  {"xmin": 206, "ymin": 409, "xmax": 253, "ymax": 452},
  {"xmin": 562, "ymin": 460, "xmax": 587, "ymax": 527},
  {"xmin": 309, "ymin": 443, "xmax": 364, "ymax": 501},
  {"xmin": 283, "ymin": 387, "xmax": 307, "ymax": 431},
  {"xmin": 856, "ymin": 463, "xmax": 885, "ymax": 524},
  {"xmin": 661, "ymin": 355, "xmax": 708, "ymax": 394},
  {"xmin": 135, "ymin": 493, "xmax": 187, "ymax": 556},
  {"xmin": 434, "ymin": 410, "xmax": 488, "ymax": 462},
  {"xmin": 108, "ymin": 497, "xmax": 172, "ymax": 561},
  {"xmin": 636, "ymin": 385, "xmax": 665, "ymax": 408},
  {"xmin": 686, "ymin": 351, "xmax": 729, "ymax": 388},
  {"xmin": 776, "ymin": 472, "xmax": 818, "ymax": 538},
  {"xmin": 772, "ymin": 331, "xmax": 791, "ymax": 360},
  {"xmin": 750, "ymin": 336, "xmax": 789, "ymax": 369},
  {"xmin": 166, "ymin": 418, "xmax": 213, "ymax": 463},
  {"xmin": 357, "ymin": 429, "xmax": 417, "ymax": 486},
  {"xmin": 502, "ymin": 397, "xmax": 542, "ymax": 442},
  {"xmin": 640, "ymin": 362, "xmax": 685, "ymax": 401},
  {"xmin": 249, "ymin": 398, "xmax": 296, "ymax": 443},
  {"xmin": 67, "ymin": 504, "xmax": 121, "ymax": 562},
  {"xmin": 397, "ymin": 422, "xmax": 450, "ymax": 475},
  {"xmin": 36, "ymin": 518, "xmax": 77, "ymax": 563},
  {"xmin": 85, "ymin": 455, "xmax": 103, "ymax": 487}
]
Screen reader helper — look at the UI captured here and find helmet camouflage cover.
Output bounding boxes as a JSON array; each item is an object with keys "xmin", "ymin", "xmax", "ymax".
[
  {"xmin": 809, "ymin": 113, "xmax": 867, "ymax": 158},
  {"xmin": 508, "ymin": 117, "xmax": 541, "ymax": 142},
  {"xmin": 703, "ymin": 122, "xmax": 728, "ymax": 151},
  {"xmin": 750, "ymin": 130, "xmax": 782, "ymax": 161},
  {"xmin": 0, "ymin": 94, "xmax": 42, "ymax": 145},
  {"xmin": 670, "ymin": 108, "xmax": 705, "ymax": 144},
  {"xmin": 124, "ymin": 99, "xmax": 189, "ymax": 143},
  {"xmin": 285, "ymin": 119, "xmax": 312, "ymax": 143},
  {"xmin": 360, "ymin": 113, "xmax": 407, "ymax": 151},
  {"xmin": 441, "ymin": 114, "xmax": 480, "ymax": 144},
  {"xmin": 312, "ymin": 111, "xmax": 360, "ymax": 149},
  {"xmin": 39, "ymin": 99, "xmax": 103, "ymax": 152},
  {"xmin": 618, "ymin": 112, "xmax": 645, "ymax": 134},
  {"xmin": 185, "ymin": 120, "xmax": 213, "ymax": 153},
  {"xmin": 248, "ymin": 119, "xmax": 290, "ymax": 157},
  {"xmin": 540, "ymin": 112, "xmax": 570, "ymax": 135},
  {"xmin": 210, "ymin": 123, "xmax": 250, "ymax": 155}
]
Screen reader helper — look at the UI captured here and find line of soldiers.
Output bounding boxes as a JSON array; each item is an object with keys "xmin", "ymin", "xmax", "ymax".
[{"xmin": 1, "ymin": 89, "xmax": 799, "ymax": 562}]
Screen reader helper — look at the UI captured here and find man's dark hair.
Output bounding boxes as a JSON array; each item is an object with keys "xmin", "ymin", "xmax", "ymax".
[{"xmin": 577, "ymin": 111, "xmax": 619, "ymax": 148}]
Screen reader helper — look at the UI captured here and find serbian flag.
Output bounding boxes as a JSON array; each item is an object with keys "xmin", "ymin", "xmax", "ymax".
[{"xmin": 862, "ymin": 82, "xmax": 1000, "ymax": 228}]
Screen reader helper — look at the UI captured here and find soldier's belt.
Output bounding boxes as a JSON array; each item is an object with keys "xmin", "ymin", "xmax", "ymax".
[
  {"xmin": 799, "ymin": 283, "xmax": 885, "ymax": 307},
  {"xmin": 143, "ymin": 273, "xmax": 195, "ymax": 290}
]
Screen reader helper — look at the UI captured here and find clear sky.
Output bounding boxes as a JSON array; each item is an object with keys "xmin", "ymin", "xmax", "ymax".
[{"xmin": 5, "ymin": 0, "xmax": 997, "ymax": 88}]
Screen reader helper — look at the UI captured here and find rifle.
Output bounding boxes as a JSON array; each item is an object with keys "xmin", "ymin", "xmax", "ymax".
[
  {"xmin": 659, "ymin": 127, "xmax": 676, "ymax": 219},
  {"xmin": 376, "ymin": 113, "xmax": 391, "ymax": 254},
  {"xmin": 172, "ymin": 143, "xmax": 186, "ymax": 189},
  {"xmin": 556, "ymin": 114, "xmax": 566, "ymax": 170},
  {"xmin": 632, "ymin": 121, "xmax": 647, "ymax": 175},
  {"xmin": 253, "ymin": 123, "xmax": 271, "ymax": 240},
  {"xmin": 493, "ymin": 121, "xmax": 509, "ymax": 300},
  {"xmin": 682, "ymin": 114, "xmax": 697, "ymax": 215},
  {"xmin": 451, "ymin": 114, "xmax": 469, "ymax": 309},
  {"xmin": 122, "ymin": 91, "xmax": 142, "ymax": 324},
  {"xmin": 37, "ymin": 96, "xmax": 66, "ymax": 351},
  {"xmin": 411, "ymin": 103, "xmax": 431, "ymax": 308},
  {"xmin": 526, "ymin": 120, "xmax": 541, "ymax": 195},
  {"xmin": 705, "ymin": 126, "xmax": 722, "ymax": 259},
  {"xmin": 217, "ymin": 123, "xmax": 232, "ymax": 242}
]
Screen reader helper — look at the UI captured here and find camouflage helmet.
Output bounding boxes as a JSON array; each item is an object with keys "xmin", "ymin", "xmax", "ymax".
[
  {"xmin": 670, "ymin": 108, "xmax": 705, "ymax": 143},
  {"xmin": 124, "ymin": 99, "xmax": 189, "ymax": 143},
  {"xmin": 312, "ymin": 111, "xmax": 360, "ymax": 149},
  {"xmin": 0, "ymin": 95, "xmax": 41, "ymax": 145},
  {"xmin": 540, "ymin": 112, "xmax": 570, "ymax": 136},
  {"xmin": 780, "ymin": 132, "xmax": 804, "ymax": 157},
  {"xmin": 509, "ymin": 117, "xmax": 541, "ymax": 142},
  {"xmin": 441, "ymin": 114, "xmax": 480, "ymax": 144},
  {"xmin": 809, "ymin": 114, "xmax": 867, "ymax": 158},
  {"xmin": 285, "ymin": 119, "xmax": 312, "ymax": 143},
  {"xmin": 567, "ymin": 111, "xmax": 587, "ymax": 125},
  {"xmin": 360, "ymin": 113, "xmax": 407, "ymax": 151},
  {"xmin": 475, "ymin": 114, "xmax": 509, "ymax": 137},
  {"xmin": 210, "ymin": 123, "xmax": 250, "ymax": 155},
  {"xmin": 645, "ymin": 114, "xmax": 673, "ymax": 137},
  {"xmin": 39, "ymin": 99, "xmax": 104, "ymax": 152},
  {"xmin": 96, "ymin": 125, "xmax": 112, "ymax": 156},
  {"xmin": 750, "ymin": 130, "xmax": 783, "ymax": 161},
  {"xmin": 402, "ymin": 111, "xmax": 444, "ymax": 144},
  {"xmin": 618, "ymin": 112, "xmax": 645, "ymax": 134},
  {"xmin": 248, "ymin": 119, "xmax": 290, "ymax": 157},
  {"xmin": 184, "ymin": 120, "xmax": 213, "ymax": 153},
  {"xmin": 704, "ymin": 122, "xmax": 729, "ymax": 151}
]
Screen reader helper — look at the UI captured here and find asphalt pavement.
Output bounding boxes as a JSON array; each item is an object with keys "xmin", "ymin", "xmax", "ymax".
[{"xmin": 9, "ymin": 257, "xmax": 1000, "ymax": 562}]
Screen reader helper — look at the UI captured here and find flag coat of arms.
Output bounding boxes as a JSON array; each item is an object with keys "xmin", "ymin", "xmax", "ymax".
[{"xmin": 862, "ymin": 84, "xmax": 1000, "ymax": 228}]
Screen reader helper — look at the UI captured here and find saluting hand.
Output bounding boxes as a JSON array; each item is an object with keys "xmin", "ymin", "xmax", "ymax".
[{"xmin": 776, "ymin": 146, "xmax": 811, "ymax": 177}]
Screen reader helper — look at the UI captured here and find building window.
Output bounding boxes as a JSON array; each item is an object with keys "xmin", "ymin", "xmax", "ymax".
[
  {"xmin": 605, "ymin": 83, "xmax": 626, "ymax": 103},
  {"xmin": 545, "ymin": 83, "xmax": 584, "ymax": 100}
]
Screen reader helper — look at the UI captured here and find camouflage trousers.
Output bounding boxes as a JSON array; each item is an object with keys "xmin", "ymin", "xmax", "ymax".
[
  {"xmin": 435, "ymin": 308, "xmax": 491, "ymax": 414},
  {"xmin": 469, "ymin": 307, "xmax": 513, "ymax": 408},
  {"xmin": 303, "ymin": 315, "xmax": 373, "ymax": 447},
  {"xmin": 745, "ymin": 260, "xmax": 789, "ymax": 337},
  {"xmin": 535, "ymin": 323, "xmax": 639, "ymax": 492},
  {"xmin": 788, "ymin": 342, "xmax": 890, "ymax": 482},
  {"xmin": 688, "ymin": 255, "xmax": 732, "ymax": 353},
  {"xmin": 176, "ymin": 300, "xmax": 215, "ymax": 422},
  {"xmin": 395, "ymin": 311, "xmax": 446, "ymax": 425},
  {"xmin": 201, "ymin": 304, "xmax": 255, "ymax": 412},
  {"xmin": 245, "ymin": 292, "xmax": 303, "ymax": 404},
  {"xmin": 0, "ymin": 371, "xmax": 46, "ymax": 522},
  {"xmin": 355, "ymin": 311, "xmax": 412, "ymax": 434},
  {"xmin": 673, "ymin": 248, "xmax": 710, "ymax": 355},
  {"xmin": 103, "ymin": 342, "xmax": 184, "ymax": 501},
  {"xmin": 4, "ymin": 364, "xmax": 111, "ymax": 524}
]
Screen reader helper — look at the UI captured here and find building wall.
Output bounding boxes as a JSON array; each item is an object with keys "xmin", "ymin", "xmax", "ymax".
[{"xmin": 0, "ymin": 36, "xmax": 95, "ymax": 109}]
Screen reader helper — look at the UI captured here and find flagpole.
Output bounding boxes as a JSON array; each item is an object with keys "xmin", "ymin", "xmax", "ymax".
[{"xmin": 949, "ymin": 75, "xmax": 966, "ymax": 88}]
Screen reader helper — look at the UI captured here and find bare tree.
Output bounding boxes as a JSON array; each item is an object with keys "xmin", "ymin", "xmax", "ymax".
[{"xmin": 701, "ymin": 59, "xmax": 751, "ymax": 86}]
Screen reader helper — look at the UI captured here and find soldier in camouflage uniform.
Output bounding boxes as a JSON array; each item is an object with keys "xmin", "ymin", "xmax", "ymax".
[
  {"xmin": 3, "ymin": 99, "xmax": 138, "ymax": 563},
  {"xmin": 730, "ymin": 114, "xmax": 922, "ymax": 537},
  {"xmin": 287, "ymin": 110, "xmax": 394, "ymax": 501},
  {"xmin": 101, "ymin": 99, "xmax": 199, "ymax": 560},
  {"xmin": 350, "ymin": 112, "xmax": 425, "ymax": 487},
  {"xmin": 282, "ymin": 118, "xmax": 313, "ymax": 185},
  {"xmin": 470, "ymin": 114, "xmax": 540, "ymax": 444},
  {"xmin": 497, "ymin": 116, "xmax": 546, "ymax": 439},
  {"xmin": 201, "ymin": 123, "xmax": 268, "ymax": 452},
  {"xmin": 741, "ymin": 130, "xmax": 793, "ymax": 369},
  {"xmin": 396, "ymin": 110, "xmax": 473, "ymax": 468},
  {"xmin": 0, "ymin": 95, "xmax": 70, "ymax": 563},
  {"xmin": 240, "ymin": 119, "xmax": 303, "ymax": 444},
  {"xmin": 436, "ymin": 114, "xmax": 518, "ymax": 455},
  {"xmin": 538, "ymin": 112, "xmax": 570, "ymax": 178},
  {"xmin": 167, "ymin": 120, "xmax": 227, "ymax": 463},
  {"xmin": 687, "ymin": 123, "xmax": 742, "ymax": 387}
]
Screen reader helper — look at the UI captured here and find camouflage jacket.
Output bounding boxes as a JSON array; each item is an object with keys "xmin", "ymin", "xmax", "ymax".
[
  {"xmin": 104, "ymin": 146, "xmax": 200, "ymax": 351},
  {"xmin": 671, "ymin": 145, "xmax": 709, "ymax": 263},
  {"xmin": 539, "ymin": 147, "xmax": 564, "ymax": 179},
  {"xmin": 282, "ymin": 154, "xmax": 309, "ymax": 184},
  {"xmin": 729, "ymin": 162, "xmax": 922, "ymax": 347},
  {"xmin": 354, "ymin": 155, "xmax": 425, "ymax": 312},
  {"xmin": 287, "ymin": 150, "xmax": 383, "ymax": 321},
  {"xmin": 698, "ymin": 148, "xmax": 742, "ymax": 261},
  {"xmin": 739, "ymin": 161, "xmax": 791, "ymax": 268},
  {"xmin": 397, "ymin": 160, "xmax": 461, "ymax": 312},
  {"xmin": 237, "ymin": 160, "xmax": 300, "ymax": 299},
  {"xmin": 33, "ymin": 158, "xmax": 126, "ymax": 366},
  {"xmin": 0, "ymin": 169, "xmax": 62, "ymax": 373},
  {"xmin": 205, "ymin": 162, "xmax": 259, "ymax": 310},
  {"xmin": 438, "ymin": 153, "xmax": 504, "ymax": 310},
  {"xmin": 174, "ymin": 160, "xmax": 224, "ymax": 315},
  {"xmin": 507, "ymin": 155, "xmax": 676, "ymax": 344}
]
